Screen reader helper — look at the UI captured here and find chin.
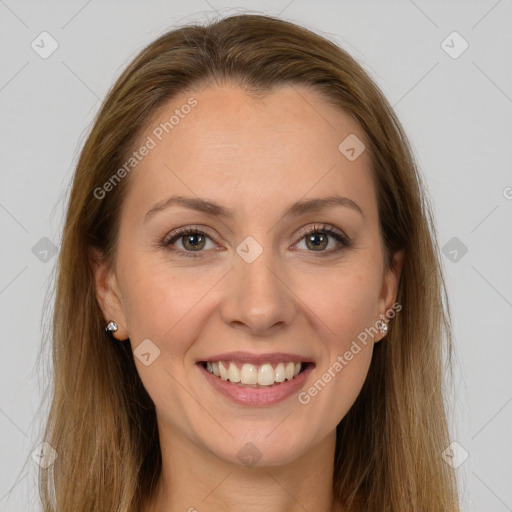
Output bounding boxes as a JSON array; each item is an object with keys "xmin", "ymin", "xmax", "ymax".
[{"xmin": 207, "ymin": 431, "xmax": 309, "ymax": 469}]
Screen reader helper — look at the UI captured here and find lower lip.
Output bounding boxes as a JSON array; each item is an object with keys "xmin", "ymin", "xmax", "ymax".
[{"xmin": 197, "ymin": 363, "xmax": 314, "ymax": 407}]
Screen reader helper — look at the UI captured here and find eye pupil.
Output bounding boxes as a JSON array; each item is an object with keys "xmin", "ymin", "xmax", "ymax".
[
  {"xmin": 183, "ymin": 234, "xmax": 205, "ymax": 250},
  {"xmin": 306, "ymin": 233, "xmax": 328, "ymax": 251}
]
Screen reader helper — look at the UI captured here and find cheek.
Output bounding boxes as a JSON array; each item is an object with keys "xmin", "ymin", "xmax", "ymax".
[
  {"xmin": 119, "ymin": 249, "xmax": 382, "ymax": 349},
  {"xmin": 297, "ymin": 261, "xmax": 382, "ymax": 343},
  {"xmin": 294, "ymin": 260, "xmax": 380, "ymax": 406},
  {"xmin": 118, "ymin": 254, "xmax": 221, "ymax": 349}
]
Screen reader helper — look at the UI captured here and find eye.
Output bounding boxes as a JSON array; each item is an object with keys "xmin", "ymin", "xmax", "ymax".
[
  {"xmin": 163, "ymin": 223, "xmax": 351, "ymax": 258},
  {"xmin": 163, "ymin": 226, "xmax": 217, "ymax": 257},
  {"xmin": 293, "ymin": 223, "xmax": 351, "ymax": 254}
]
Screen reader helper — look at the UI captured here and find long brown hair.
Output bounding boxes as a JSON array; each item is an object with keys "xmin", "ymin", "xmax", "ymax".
[{"xmin": 33, "ymin": 13, "xmax": 459, "ymax": 511}]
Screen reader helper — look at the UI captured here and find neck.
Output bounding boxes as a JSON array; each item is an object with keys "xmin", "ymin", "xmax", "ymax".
[{"xmin": 144, "ymin": 423, "xmax": 342, "ymax": 512}]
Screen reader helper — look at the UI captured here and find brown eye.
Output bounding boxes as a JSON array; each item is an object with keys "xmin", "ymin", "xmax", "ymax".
[
  {"xmin": 164, "ymin": 227, "xmax": 216, "ymax": 257},
  {"xmin": 181, "ymin": 232, "xmax": 206, "ymax": 251},
  {"xmin": 295, "ymin": 224, "xmax": 351, "ymax": 254},
  {"xmin": 305, "ymin": 232, "xmax": 329, "ymax": 251}
]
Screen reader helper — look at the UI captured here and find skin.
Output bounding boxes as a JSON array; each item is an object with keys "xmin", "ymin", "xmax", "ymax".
[{"xmin": 93, "ymin": 83, "xmax": 404, "ymax": 512}]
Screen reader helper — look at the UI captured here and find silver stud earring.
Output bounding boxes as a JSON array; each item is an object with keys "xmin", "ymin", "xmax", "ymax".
[
  {"xmin": 105, "ymin": 321, "xmax": 118, "ymax": 338},
  {"xmin": 377, "ymin": 317, "xmax": 388, "ymax": 336}
]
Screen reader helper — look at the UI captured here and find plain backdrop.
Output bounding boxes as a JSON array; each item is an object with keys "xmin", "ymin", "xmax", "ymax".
[{"xmin": 1, "ymin": 1, "xmax": 511, "ymax": 510}]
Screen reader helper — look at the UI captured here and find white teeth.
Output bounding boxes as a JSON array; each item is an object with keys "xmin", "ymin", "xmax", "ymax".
[
  {"xmin": 227, "ymin": 362, "xmax": 241, "ymax": 382},
  {"xmin": 274, "ymin": 362, "xmax": 286, "ymax": 382},
  {"xmin": 257, "ymin": 363, "xmax": 275, "ymax": 386},
  {"xmin": 204, "ymin": 360, "xmax": 305, "ymax": 385},
  {"xmin": 240, "ymin": 363, "xmax": 258, "ymax": 384},
  {"xmin": 285, "ymin": 362, "xmax": 295, "ymax": 380},
  {"xmin": 218, "ymin": 361, "xmax": 229, "ymax": 380}
]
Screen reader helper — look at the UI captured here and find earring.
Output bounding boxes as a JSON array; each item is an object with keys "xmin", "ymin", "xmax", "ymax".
[
  {"xmin": 105, "ymin": 321, "xmax": 118, "ymax": 339},
  {"xmin": 377, "ymin": 317, "xmax": 388, "ymax": 336}
]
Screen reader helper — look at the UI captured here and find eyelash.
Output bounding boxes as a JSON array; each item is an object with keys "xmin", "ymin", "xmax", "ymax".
[{"xmin": 162, "ymin": 223, "xmax": 352, "ymax": 258}]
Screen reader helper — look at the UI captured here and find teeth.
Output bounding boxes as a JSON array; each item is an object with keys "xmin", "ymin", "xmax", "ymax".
[
  {"xmin": 204, "ymin": 360, "xmax": 305, "ymax": 385},
  {"xmin": 285, "ymin": 362, "xmax": 295, "ymax": 380},
  {"xmin": 274, "ymin": 362, "xmax": 286, "ymax": 382},
  {"xmin": 227, "ymin": 362, "xmax": 240, "ymax": 382},
  {"xmin": 257, "ymin": 363, "xmax": 275, "ymax": 385},
  {"xmin": 218, "ymin": 361, "xmax": 229, "ymax": 380},
  {"xmin": 240, "ymin": 363, "xmax": 258, "ymax": 384}
]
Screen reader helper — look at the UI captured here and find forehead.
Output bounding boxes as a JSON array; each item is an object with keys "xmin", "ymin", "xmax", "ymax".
[{"xmin": 122, "ymin": 83, "xmax": 378, "ymax": 225}]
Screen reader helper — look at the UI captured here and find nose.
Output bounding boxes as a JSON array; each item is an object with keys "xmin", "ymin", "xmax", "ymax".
[{"xmin": 219, "ymin": 242, "xmax": 296, "ymax": 336}]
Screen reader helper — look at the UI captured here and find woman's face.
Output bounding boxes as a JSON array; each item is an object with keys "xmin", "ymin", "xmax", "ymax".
[{"xmin": 94, "ymin": 83, "xmax": 403, "ymax": 467}]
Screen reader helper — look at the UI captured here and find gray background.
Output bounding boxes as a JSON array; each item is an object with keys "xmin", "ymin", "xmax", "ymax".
[{"xmin": 1, "ymin": 1, "xmax": 511, "ymax": 510}]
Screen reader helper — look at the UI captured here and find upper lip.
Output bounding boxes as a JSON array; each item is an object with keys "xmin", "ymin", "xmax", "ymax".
[{"xmin": 198, "ymin": 351, "xmax": 315, "ymax": 366}]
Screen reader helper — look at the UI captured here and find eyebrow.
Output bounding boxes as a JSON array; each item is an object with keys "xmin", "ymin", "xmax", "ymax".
[{"xmin": 144, "ymin": 194, "xmax": 364, "ymax": 223}]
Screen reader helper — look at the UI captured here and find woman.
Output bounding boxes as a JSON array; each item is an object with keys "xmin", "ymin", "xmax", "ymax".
[{"xmin": 38, "ymin": 13, "xmax": 460, "ymax": 512}]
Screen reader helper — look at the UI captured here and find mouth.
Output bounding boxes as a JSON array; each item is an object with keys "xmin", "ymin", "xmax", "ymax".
[
  {"xmin": 198, "ymin": 360, "xmax": 312, "ymax": 388},
  {"xmin": 196, "ymin": 357, "xmax": 315, "ymax": 407}
]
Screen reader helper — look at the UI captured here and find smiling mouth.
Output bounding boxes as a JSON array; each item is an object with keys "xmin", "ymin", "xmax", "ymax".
[{"xmin": 199, "ymin": 360, "xmax": 310, "ymax": 387}]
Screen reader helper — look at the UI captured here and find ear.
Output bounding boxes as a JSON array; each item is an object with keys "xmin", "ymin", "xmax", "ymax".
[
  {"xmin": 89, "ymin": 248, "xmax": 129, "ymax": 340},
  {"xmin": 374, "ymin": 248, "xmax": 405, "ymax": 342}
]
